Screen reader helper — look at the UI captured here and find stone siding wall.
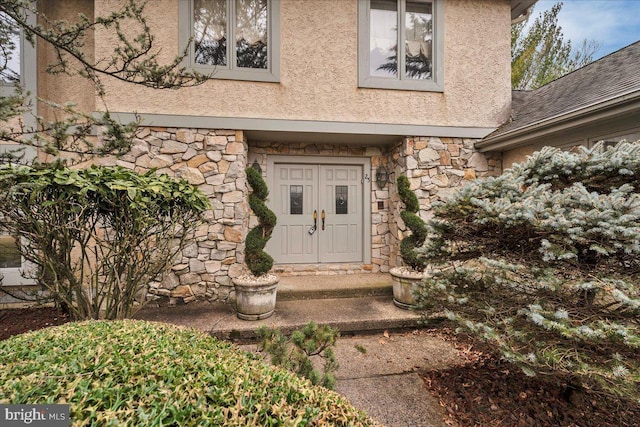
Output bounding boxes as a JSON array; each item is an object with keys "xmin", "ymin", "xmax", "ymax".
[
  {"xmin": 87, "ymin": 132, "xmax": 501, "ymax": 304},
  {"xmin": 111, "ymin": 127, "xmax": 249, "ymax": 303},
  {"xmin": 388, "ymin": 137, "xmax": 501, "ymax": 267},
  {"xmin": 0, "ymin": 129, "xmax": 503, "ymax": 308}
]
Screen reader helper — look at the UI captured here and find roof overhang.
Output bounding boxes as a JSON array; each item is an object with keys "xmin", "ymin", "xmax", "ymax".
[
  {"xmin": 476, "ymin": 90, "xmax": 640, "ymax": 152},
  {"xmin": 511, "ymin": 0, "xmax": 537, "ymax": 23},
  {"xmin": 104, "ymin": 112, "xmax": 496, "ymax": 145}
]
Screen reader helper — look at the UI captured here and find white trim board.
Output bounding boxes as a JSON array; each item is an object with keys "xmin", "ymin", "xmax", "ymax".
[{"xmin": 105, "ymin": 112, "xmax": 495, "ymax": 141}]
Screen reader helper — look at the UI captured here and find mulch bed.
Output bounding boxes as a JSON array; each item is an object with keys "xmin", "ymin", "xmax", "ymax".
[
  {"xmin": 2, "ymin": 308, "xmax": 639, "ymax": 427},
  {"xmin": 0, "ymin": 307, "xmax": 70, "ymax": 341},
  {"xmin": 421, "ymin": 333, "xmax": 640, "ymax": 427}
]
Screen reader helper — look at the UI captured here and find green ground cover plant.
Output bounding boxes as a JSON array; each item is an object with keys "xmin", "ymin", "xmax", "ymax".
[
  {"xmin": 417, "ymin": 141, "xmax": 640, "ymax": 402},
  {"xmin": 0, "ymin": 320, "xmax": 377, "ymax": 426}
]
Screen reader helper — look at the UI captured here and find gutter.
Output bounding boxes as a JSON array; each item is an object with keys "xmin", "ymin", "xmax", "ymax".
[
  {"xmin": 476, "ymin": 89, "xmax": 640, "ymax": 152},
  {"xmin": 511, "ymin": 5, "xmax": 534, "ymax": 24},
  {"xmin": 511, "ymin": 0, "xmax": 537, "ymax": 24}
]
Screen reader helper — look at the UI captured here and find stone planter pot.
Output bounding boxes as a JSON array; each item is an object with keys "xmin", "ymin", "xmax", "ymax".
[
  {"xmin": 232, "ymin": 274, "xmax": 279, "ymax": 320},
  {"xmin": 389, "ymin": 267, "xmax": 425, "ymax": 310}
]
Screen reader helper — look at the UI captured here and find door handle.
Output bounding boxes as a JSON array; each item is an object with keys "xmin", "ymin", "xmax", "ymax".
[
  {"xmin": 309, "ymin": 210, "xmax": 317, "ymax": 235},
  {"xmin": 321, "ymin": 210, "xmax": 325, "ymax": 231}
]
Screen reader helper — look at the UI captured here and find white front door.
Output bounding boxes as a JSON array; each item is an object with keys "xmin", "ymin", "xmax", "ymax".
[{"xmin": 268, "ymin": 162, "xmax": 364, "ymax": 264}]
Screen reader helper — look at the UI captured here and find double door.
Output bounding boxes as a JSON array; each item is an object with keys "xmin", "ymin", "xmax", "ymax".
[{"xmin": 267, "ymin": 163, "xmax": 363, "ymax": 264}]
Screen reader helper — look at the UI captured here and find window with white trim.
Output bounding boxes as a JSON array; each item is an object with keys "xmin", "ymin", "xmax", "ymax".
[
  {"xmin": 1, "ymin": 9, "xmax": 36, "ymax": 287},
  {"xmin": 588, "ymin": 128, "xmax": 640, "ymax": 149},
  {"xmin": 179, "ymin": 0, "xmax": 280, "ymax": 82},
  {"xmin": 358, "ymin": 0, "xmax": 443, "ymax": 92},
  {"xmin": 1, "ymin": 11, "xmax": 22, "ymax": 91}
]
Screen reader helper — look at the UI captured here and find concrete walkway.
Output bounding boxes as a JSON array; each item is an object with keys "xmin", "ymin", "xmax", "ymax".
[{"xmin": 134, "ymin": 273, "xmax": 458, "ymax": 427}]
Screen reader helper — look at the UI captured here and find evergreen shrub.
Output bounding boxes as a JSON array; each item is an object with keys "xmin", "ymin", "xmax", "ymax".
[
  {"xmin": 0, "ymin": 165, "xmax": 209, "ymax": 320},
  {"xmin": 257, "ymin": 322, "xmax": 340, "ymax": 390},
  {"xmin": 0, "ymin": 321, "xmax": 377, "ymax": 426},
  {"xmin": 245, "ymin": 167, "xmax": 276, "ymax": 276},
  {"xmin": 417, "ymin": 141, "xmax": 640, "ymax": 401}
]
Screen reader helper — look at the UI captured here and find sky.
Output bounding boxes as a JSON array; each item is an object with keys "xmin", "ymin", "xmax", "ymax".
[{"xmin": 531, "ymin": 0, "xmax": 640, "ymax": 60}]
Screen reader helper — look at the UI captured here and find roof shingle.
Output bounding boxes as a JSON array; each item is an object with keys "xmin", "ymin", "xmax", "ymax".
[{"xmin": 488, "ymin": 40, "xmax": 640, "ymax": 139}]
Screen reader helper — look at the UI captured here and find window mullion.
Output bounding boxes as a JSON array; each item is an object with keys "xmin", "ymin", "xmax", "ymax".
[
  {"xmin": 188, "ymin": 1, "xmax": 196, "ymax": 66},
  {"xmin": 228, "ymin": 0, "xmax": 235, "ymax": 70},
  {"xmin": 266, "ymin": 1, "xmax": 271, "ymax": 71},
  {"xmin": 398, "ymin": 0, "xmax": 406, "ymax": 81}
]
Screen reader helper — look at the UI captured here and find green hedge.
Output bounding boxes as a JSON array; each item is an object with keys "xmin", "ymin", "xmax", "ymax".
[{"xmin": 0, "ymin": 321, "xmax": 377, "ymax": 426}]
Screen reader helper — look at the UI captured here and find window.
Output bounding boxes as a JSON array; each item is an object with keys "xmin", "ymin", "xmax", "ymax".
[
  {"xmin": 0, "ymin": 12, "xmax": 21, "ymax": 85},
  {"xmin": 179, "ymin": 0, "xmax": 280, "ymax": 82},
  {"xmin": 0, "ymin": 235, "xmax": 26, "ymax": 286},
  {"xmin": 1, "ymin": 9, "xmax": 36, "ymax": 286},
  {"xmin": 588, "ymin": 129, "xmax": 640, "ymax": 149},
  {"xmin": 358, "ymin": 0, "xmax": 443, "ymax": 92},
  {"xmin": 0, "ymin": 7, "xmax": 36, "ymax": 99}
]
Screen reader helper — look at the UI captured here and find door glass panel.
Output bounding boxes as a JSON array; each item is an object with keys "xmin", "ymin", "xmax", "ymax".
[
  {"xmin": 335, "ymin": 185, "xmax": 348, "ymax": 215},
  {"xmin": 290, "ymin": 185, "xmax": 303, "ymax": 215},
  {"xmin": 405, "ymin": 0, "xmax": 432, "ymax": 79},
  {"xmin": 370, "ymin": 0, "xmax": 397, "ymax": 77},
  {"xmin": 236, "ymin": 0, "xmax": 268, "ymax": 69},
  {"xmin": 194, "ymin": 0, "xmax": 228, "ymax": 66},
  {"xmin": 0, "ymin": 235, "xmax": 20, "ymax": 268}
]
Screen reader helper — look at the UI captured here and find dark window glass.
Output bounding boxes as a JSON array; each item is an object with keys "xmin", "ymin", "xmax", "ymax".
[
  {"xmin": 236, "ymin": 0, "xmax": 268, "ymax": 69},
  {"xmin": 290, "ymin": 185, "xmax": 303, "ymax": 215},
  {"xmin": 370, "ymin": 0, "xmax": 397, "ymax": 78},
  {"xmin": 0, "ymin": 236, "xmax": 20, "ymax": 268},
  {"xmin": 193, "ymin": 0, "xmax": 268, "ymax": 69},
  {"xmin": 335, "ymin": 186, "xmax": 348, "ymax": 215},
  {"xmin": 405, "ymin": 1, "xmax": 432, "ymax": 79},
  {"xmin": 194, "ymin": 0, "xmax": 227, "ymax": 66},
  {"xmin": 367, "ymin": 0, "xmax": 433, "ymax": 81}
]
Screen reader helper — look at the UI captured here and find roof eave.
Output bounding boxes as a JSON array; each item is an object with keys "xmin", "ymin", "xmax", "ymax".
[
  {"xmin": 511, "ymin": 0, "xmax": 537, "ymax": 23},
  {"xmin": 477, "ymin": 90, "xmax": 640, "ymax": 152}
]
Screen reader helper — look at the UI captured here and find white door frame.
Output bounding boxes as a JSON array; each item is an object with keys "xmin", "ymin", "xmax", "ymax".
[{"xmin": 266, "ymin": 155, "xmax": 372, "ymax": 265}]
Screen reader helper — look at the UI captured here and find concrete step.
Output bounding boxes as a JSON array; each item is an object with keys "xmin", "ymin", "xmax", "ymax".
[
  {"xmin": 135, "ymin": 295, "xmax": 422, "ymax": 343},
  {"xmin": 133, "ymin": 273, "xmax": 421, "ymax": 342},
  {"xmin": 277, "ymin": 273, "xmax": 393, "ymax": 300}
]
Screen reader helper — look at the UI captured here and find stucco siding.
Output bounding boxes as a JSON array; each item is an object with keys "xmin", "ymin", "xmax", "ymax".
[
  {"xmin": 82, "ymin": 0, "xmax": 512, "ymax": 129},
  {"xmin": 37, "ymin": 0, "xmax": 96, "ymax": 123},
  {"xmin": 502, "ymin": 145, "xmax": 535, "ymax": 169}
]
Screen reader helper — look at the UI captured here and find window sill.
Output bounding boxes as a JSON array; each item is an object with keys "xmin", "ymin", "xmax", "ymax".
[
  {"xmin": 358, "ymin": 76, "xmax": 444, "ymax": 93},
  {"xmin": 191, "ymin": 66, "xmax": 280, "ymax": 84}
]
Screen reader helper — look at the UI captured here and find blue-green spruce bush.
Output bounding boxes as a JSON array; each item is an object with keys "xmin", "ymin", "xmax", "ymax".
[{"xmin": 416, "ymin": 141, "xmax": 640, "ymax": 402}]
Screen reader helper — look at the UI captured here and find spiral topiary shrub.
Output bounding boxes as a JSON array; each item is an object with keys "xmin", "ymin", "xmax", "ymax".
[
  {"xmin": 245, "ymin": 167, "xmax": 277, "ymax": 276},
  {"xmin": 397, "ymin": 175, "xmax": 428, "ymax": 270},
  {"xmin": 0, "ymin": 321, "xmax": 378, "ymax": 426}
]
